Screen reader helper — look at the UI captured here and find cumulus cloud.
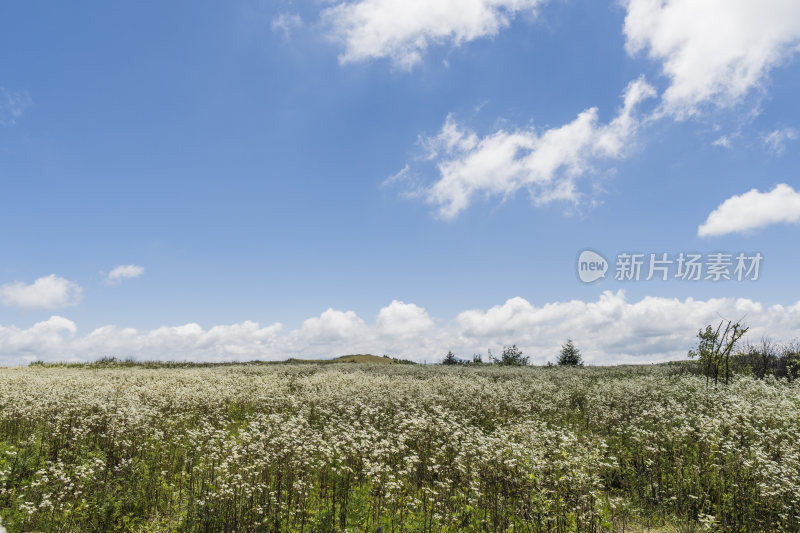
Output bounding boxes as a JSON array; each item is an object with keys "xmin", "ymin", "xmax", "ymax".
[
  {"xmin": 698, "ymin": 183, "xmax": 800, "ymax": 237},
  {"xmin": 377, "ymin": 300, "xmax": 435, "ymax": 336},
  {"xmin": 107, "ymin": 265, "xmax": 144, "ymax": 285},
  {"xmin": 78, "ymin": 321, "xmax": 285, "ymax": 361},
  {"xmin": 2, "ymin": 293, "xmax": 800, "ymax": 366},
  {"xmin": 0, "ymin": 275, "xmax": 83, "ymax": 310},
  {"xmin": 0, "ymin": 316, "xmax": 77, "ymax": 362},
  {"xmin": 0, "ymin": 87, "xmax": 32, "ymax": 127},
  {"xmin": 763, "ymin": 127, "xmax": 799, "ymax": 155},
  {"xmin": 292, "ymin": 308, "xmax": 369, "ymax": 345},
  {"xmin": 323, "ymin": 0, "xmax": 547, "ymax": 68},
  {"xmin": 623, "ymin": 0, "xmax": 800, "ymax": 117},
  {"xmin": 453, "ymin": 291, "xmax": 796, "ymax": 363},
  {"xmin": 271, "ymin": 13, "xmax": 303, "ymax": 39},
  {"xmin": 392, "ymin": 77, "xmax": 655, "ymax": 218}
]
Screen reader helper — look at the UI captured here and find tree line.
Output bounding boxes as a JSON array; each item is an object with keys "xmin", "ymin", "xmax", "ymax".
[
  {"xmin": 689, "ymin": 319, "xmax": 800, "ymax": 384},
  {"xmin": 441, "ymin": 340, "xmax": 584, "ymax": 366},
  {"xmin": 440, "ymin": 320, "xmax": 800, "ymax": 383}
]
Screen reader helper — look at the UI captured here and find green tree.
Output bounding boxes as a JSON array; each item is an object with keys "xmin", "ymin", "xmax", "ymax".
[
  {"xmin": 499, "ymin": 345, "xmax": 529, "ymax": 366},
  {"xmin": 689, "ymin": 319, "xmax": 747, "ymax": 386},
  {"xmin": 442, "ymin": 350, "xmax": 462, "ymax": 365},
  {"xmin": 558, "ymin": 340, "xmax": 583, "ymax": 366}
]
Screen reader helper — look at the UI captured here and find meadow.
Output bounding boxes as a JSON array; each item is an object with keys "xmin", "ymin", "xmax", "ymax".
[{"xmin": 0, "ymin": 363, "xmax": 798, "ymax": 532}]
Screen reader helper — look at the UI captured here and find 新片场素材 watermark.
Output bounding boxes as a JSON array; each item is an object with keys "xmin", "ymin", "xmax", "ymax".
[{"xmin": 577, "ymin": 250, "xmax": 762, "ymax": 283}]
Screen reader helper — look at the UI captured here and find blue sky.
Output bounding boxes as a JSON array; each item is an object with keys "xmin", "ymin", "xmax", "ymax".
[{"xmin": 1, "ymin": 0, "xmax": 799, "ymax": 364}]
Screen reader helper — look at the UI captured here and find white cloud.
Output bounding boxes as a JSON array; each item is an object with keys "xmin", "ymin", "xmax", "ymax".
[
  {"xmin": 377, "ymin": 300, "xmax": 435, "ymax": 337},
  {"xmin": 0, "ymin": 275, "xmax": 83, "ymax": 310},
  {"xmin": 698, "ymin": 183, "xmax": 800, "ymax": 237},
  {"xmin": 0, "ymin": 87, "xmax": 32, "ymax": 127},
  {"xmin": 623, "ymin": 0, "xmax": 800, "ymax": 117},
  {"xmin": 292, "ymin": 308, "xmax": 369, "ymax": 345},
  {"xmin": 271, "ymin": 13, "xmax": 303, "ymax": 39},
  {"xmin": 323, "ymin": 0, "xmax": 547, "ymax": 68},
  {"xmin": 453, "ymin": 291, "xmax": 797, "ymax": 363},
  {"xmin": 2, "ymin": 293, "xmax": 799, "ymax": 366},
  {"xmin": 394, "ymin": 77, "xmax": 655, "ymax": 218},
  {"xmin": 107, "ymin": 264, "xmax": 144, "ymax": 284},
  {"xmin": 0, "ymin": 316, "xmax": 78, "ymax": 364},
  {"xmin": 763, "ymin": 127, "xmax": 799, "ymax": 155},
  {"xmin": 712, "ymin": 136, "xmax": 732, "ymax": 149},
  {"xmin": 78, "ymin": 321, "xmax": 285, "ymax": 360}
]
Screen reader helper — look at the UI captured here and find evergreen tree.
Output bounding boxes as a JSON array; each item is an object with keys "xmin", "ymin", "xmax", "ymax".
[
  {"xmin": 442, "ymin": 350, "xmax": 461, "ymax": 365},
  {"xmin": 558, "ymin": 340, "xmax": 583, "ymax": 366}
]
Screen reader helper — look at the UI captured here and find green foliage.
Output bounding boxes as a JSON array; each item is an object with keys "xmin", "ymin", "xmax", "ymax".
[
  {"xmin": 688, "ymin": 319, "xmax": 748, "ymax": 385},
  {"xmin": 558, "ymin": 339, "xmax": 584, "ymax": 366},
  {"xmin": 497, "ymin": 344, "xmax": 529, "ymax": 366},
  {"xmin": 730, "ymin": 340, "xmax": 800, "ymax": 381},
  {"xmin": 1, "ymin": 365, "xmax": 799, "ymax": 532},
  {"xmin": 441, "ymin": 350, "xmax": 464, "ymax": 365},
  {"xmin": 389, "ymin": 356, "xmax": 417, "ymax": 365}
]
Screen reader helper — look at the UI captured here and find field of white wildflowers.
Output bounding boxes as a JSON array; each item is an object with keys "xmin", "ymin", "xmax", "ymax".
[{"xmin": 0, "ymin": 363, "xmax": 798, "ymax": 532}]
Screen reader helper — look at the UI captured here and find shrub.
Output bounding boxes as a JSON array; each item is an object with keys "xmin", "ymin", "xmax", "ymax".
[{"xmin": 498, "ymin": 344, "xmax": 529, "ymax": 366}]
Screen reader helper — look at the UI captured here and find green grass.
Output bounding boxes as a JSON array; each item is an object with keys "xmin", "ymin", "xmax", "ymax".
[{"xmin": 0, "ymin": 364, "xmax": 797, "ymax": 532}]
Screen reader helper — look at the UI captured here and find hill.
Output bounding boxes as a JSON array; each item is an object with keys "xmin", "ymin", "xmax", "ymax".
[{"xmin": 286, "ymin": 354, "xmax": 414, "ymax": 365}]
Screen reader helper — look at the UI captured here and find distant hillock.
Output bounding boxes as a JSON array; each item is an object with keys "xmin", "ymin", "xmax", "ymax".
[
  {"xmin": 287, "ymin": 354, "xmax": 416, "ymax": 365},
  {"xmin": 26, "ymin": 353, "xmax": 417, "ymax": 368}
]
